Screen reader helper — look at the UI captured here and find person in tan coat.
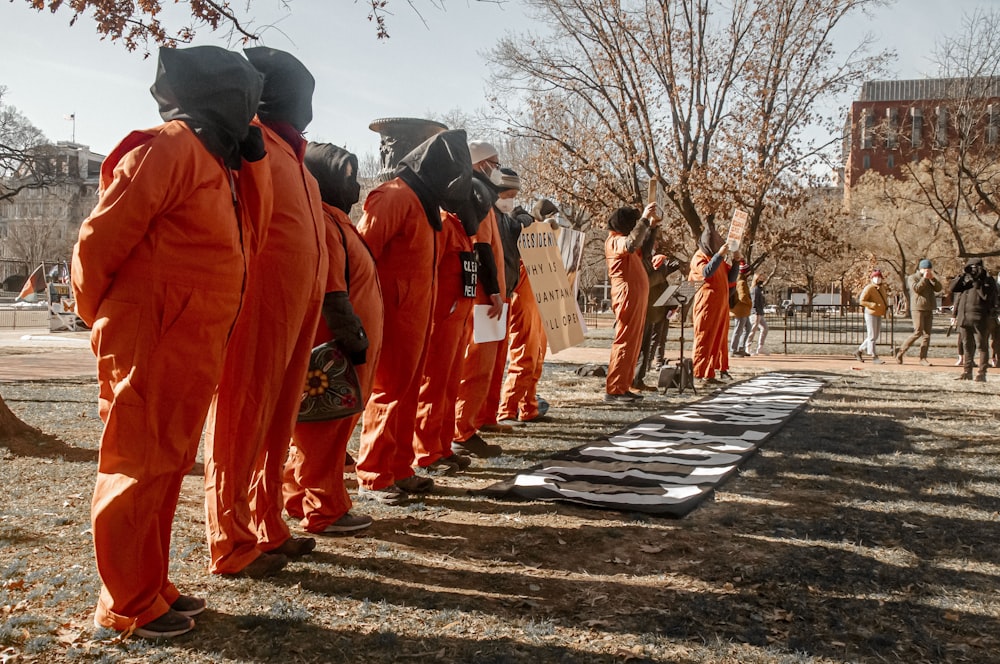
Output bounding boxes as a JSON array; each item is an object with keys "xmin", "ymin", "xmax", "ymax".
[
  {"xmin": 73, "ymin": 45, "xmax": 266, "ymax": 638},
  {"xmin": 729, "ymin": 262, "xmax": 753, "ymax": 357},
  {"xmin": 855, "ymin": 269, "xmax": 889, "ymax": 364}
]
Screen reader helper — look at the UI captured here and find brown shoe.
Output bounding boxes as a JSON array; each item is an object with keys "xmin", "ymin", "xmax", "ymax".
[
  {"xmin": 132, "ymin": 609, "xmax": 195, "ymax": 639},
  {"xmin": 235, "ymin": 552, "xmax": 288, "ymax": 578},
  {"xmin": 271, "ymin": 536, "xmax": 316, "ymax": 558},
  {"xmin": 170, "ymin": 595, "xmax": 206, "ymax": 617}
]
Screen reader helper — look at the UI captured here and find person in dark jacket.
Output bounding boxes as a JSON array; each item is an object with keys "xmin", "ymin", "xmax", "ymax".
[{"xmin": 949, "ymin": 258, "xmax": 998, "ymax": 381}]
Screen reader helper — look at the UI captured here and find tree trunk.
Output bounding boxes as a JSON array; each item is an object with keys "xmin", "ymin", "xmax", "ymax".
[{"xmin": 0, "ymin": 392, "xmax": 40, "ymax": 440}]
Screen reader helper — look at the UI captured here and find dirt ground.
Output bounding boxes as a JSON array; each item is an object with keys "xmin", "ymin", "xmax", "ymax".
[{"xmin": 1, "ymin": 339, "xmax": 999, "ymax": 663}]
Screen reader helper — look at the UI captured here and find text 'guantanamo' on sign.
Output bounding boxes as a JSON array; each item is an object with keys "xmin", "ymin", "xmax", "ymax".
[{"xmin": 518, "ymin": 222, "xmax": 585, "ymax": 353}]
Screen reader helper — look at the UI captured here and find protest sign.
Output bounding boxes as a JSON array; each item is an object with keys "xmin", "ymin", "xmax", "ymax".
[
  {"xmin": 727, "ymin": 209, "xmax": 749, "ymax": 251},
  {"xmin": 518, "ymin": 222, "xmax": 586, "ymax": 353}
]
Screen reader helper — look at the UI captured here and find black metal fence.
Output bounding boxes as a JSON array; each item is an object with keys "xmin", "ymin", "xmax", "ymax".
[{"xmin": 780, "ymin": 306, "xmax": 896, "ymax": 354}]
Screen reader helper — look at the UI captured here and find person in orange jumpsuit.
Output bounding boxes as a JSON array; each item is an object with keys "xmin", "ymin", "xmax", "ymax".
[
  {"xmin": 452, "ymin": 141, "xmax": 508, "ymax": 458},
  {"xmin": 282, "ymin": 142, "xmax": 384, "ymax": 534},
  {"xmin": 72, "ymin": 46, "xmax": 267, "ymax": 639},
  {"xmin": 412, "ymin": 179, "xmax": 496, "ymax": 473},
  {"xmin": 689, "ymin": 226, "xmax": 739, "ymax": 385},
  {"xmin": 204, "ymin": 47, "xmax": 328, "ymax": 577},
  {"xmin": 604, "ymin": 204, "xmax": 662, "ymax": 402},
  {"xmin": 355, "ymin": 129, "xmax": 476, "ymax": 504}
]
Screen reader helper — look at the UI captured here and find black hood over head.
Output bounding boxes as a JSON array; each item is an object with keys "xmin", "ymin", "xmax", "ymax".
[
  {"xmin": 698, "ymin": 224, "xmax": 724, "ymax": 256},
  {"xmin": 454, "ymin": 177, "xmax": 498, "ymax": 236},
  {"xmin": 244, "ymin": 47, "xmax": 315, "ymax": 132},
  {"xmin": 304, "ymin": 142, "xmax": 360, "ymax": 214},
  {"xmin": 150, "ymin": 45, "xmax": 264, "ymax": 169},
  {"xmin": 395, "ymin": 129, "xmax": 472, "ymax": 231},
  {"xmin": 607, "ymin": 207, "xmax": 641, "ymax": 235}
]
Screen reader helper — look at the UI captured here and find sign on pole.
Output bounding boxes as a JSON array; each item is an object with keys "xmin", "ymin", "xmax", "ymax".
[
  {"xmin": 727, "ymin": 209, "xmax": 749, "ymax": 252},
  {"xmin": 518, "ymin": 222, "xmax": 586, "ymax": 353}
]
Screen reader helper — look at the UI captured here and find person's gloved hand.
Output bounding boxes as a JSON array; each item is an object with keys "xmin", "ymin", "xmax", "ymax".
[
  {"xmin": 239, "ymin": 126, "xmax": 266, "ymax": 162},
  {"xmin": 321, "ymin": 291, "xmax": 368, "ymax": 364}
]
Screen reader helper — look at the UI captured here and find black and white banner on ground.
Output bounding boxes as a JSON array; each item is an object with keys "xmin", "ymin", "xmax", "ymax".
[{"xmin": 483, "ymin": 373, "xmax": 829, "ymax": 517}]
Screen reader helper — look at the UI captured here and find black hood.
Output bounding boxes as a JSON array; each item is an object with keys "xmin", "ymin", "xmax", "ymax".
[
  {"xmin": 150, "ymin": 45, "xmax": 264, "ymax": 168},
  {"xmin": 607, "ymin": 207, "xmax": 641, "ymax": 235},
  {"xmin": 395, "ymin": 129, "xmax": 472, "ymax": 231},
  {"xmin": 454, "ymin": 177, "xmax": 498, "ymax": 236},
  {"xmin": 698, "ymin": 224, "xmax": 724, "ymax": 256},
  {"xmin": 304, "ymin": 142, "xmax": 360, "ymax": 214},
  {"xmin": 244, "ymin": 47, "xmax": 315, "ymax": 132}
]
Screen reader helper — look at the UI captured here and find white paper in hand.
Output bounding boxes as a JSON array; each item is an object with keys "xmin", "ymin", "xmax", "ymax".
[{"xmin": 473, "ymin": 303, "xmax": 508, "ymax": 343}]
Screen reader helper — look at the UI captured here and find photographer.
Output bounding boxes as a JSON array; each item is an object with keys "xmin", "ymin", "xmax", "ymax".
[{"xmin": 949, "ymin": 258, "xmax": 998, "ymax": 382}]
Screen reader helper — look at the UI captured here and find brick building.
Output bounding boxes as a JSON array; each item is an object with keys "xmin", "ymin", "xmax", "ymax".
[{"xmin": 844, "ymin": 77, "xmax": 1000, "ymax": 189}]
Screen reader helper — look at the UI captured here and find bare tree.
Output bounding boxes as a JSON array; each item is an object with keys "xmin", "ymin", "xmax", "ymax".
[
  {"xmin": 488, "ymin": 0, "xmax": 890, "ymax": 259},
  {"xmin": 0, "ymin": 88, "xmax": 56, "ymax": 204}
]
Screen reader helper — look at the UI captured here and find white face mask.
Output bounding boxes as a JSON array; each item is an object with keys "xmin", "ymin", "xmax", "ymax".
[
  {"xmin": 872, "ymin": 277, "xmax": 882, "ymax": 285},
  {"xmin": 488, "ymin": 166, "xmax": 505, "ymax": 187},
  {"xmin": 495, "ymin": 198, "xmax": 515, "ymax": 214}
]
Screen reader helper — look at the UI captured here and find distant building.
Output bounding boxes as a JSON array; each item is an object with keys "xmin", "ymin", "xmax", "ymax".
[
  {"xmin": 843, "ymin": 77, "xmax": 1000, "ymax": 189},
  {"xmin": 0, "ymin": 142, "xmax": 103, "ymax": 281}
]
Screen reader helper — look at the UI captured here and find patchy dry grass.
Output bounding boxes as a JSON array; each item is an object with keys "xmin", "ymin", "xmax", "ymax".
[{"xmin": 1, "ymin": 358, "xmax": 999, "ymax": 663}]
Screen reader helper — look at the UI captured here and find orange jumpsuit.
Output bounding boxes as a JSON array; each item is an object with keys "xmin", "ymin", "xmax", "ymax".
[
  {"xmin": 605, "ymin": 231, "xmax": 650, "ymax": 394},
  {"xmin": 282, "ymin": 204, "xmax": 383, "ymax": 532},
  {"xmin": 355, "ymin": 178, "xmax": 438, "ymax": 490},
  {"xmin": 413, "ymin": 213, "xmax": 475, "ymax": 467},
  {"xmin": 453, "ymin": 209, "xmax": 507, "ymax": 443},
  {"xmin": 204, "ymin": 121, "xmax": 327, "ymax": 574},
  {"xmin": 72, "ymin": 121, "xmax": 267, "ymax": 632},
  {"xmin": 689, "ymin": 249, "xmax": 731, "ymax": 380},
  {"xmin": 498, "ymin": 261, "xmax": 548, "ymax": 421}
]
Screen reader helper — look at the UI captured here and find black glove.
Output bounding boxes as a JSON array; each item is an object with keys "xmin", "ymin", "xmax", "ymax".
[
  {"xmin": 321, "ymin": 291, "xmax": 369, "ymax": 364},
  {"xmin": 513, "ymin": 206, "xmax": 535, "ymax": 228},
  {"xmin": 239, "ymin": 126, "xmax": 267, "ymax": 163}
]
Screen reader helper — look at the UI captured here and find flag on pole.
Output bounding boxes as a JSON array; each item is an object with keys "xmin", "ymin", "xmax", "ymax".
[{"xmin": 16, "ymin": 264, "xmax": 46, "ymax": 301}]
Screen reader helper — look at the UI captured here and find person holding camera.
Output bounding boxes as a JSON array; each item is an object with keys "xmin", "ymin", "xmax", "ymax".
[
  {"xmin": 895, "ymin": 259, "xmax": 942, "ymax": 365},
  {"xmin": 949, "ymin": 258, "xmax": 998, "ymax": 381}
]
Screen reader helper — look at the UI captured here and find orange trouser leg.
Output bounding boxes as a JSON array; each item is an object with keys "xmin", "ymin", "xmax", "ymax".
[
  {"xmin": 282, "ymin": 415, "xmax": 356, "ymax": 531},
  {"xmin": 714, "ymin": 316, "xmax": 731, "ymax": 372},
  {"xmin": 413, "ymin": 299, "xmax": 473, "ymax": 467},
  {"xmin": 204, "ymin": 250, "xmax": 321, "ymax": 574},
  {"xmin": 250, "ymin": 293, "xmax": 321, "ymax": 550},
  {"xmin": 357, "ymin": 278, "xmax": 433, "ymax": 490},
  {"xmin": 499, "ymin": 274, "xmax": 546, "ymax": 421},
  {"xmin": 453, "ymin": 327, "xmax": 503, "ymax": 443},
  {"xmin": 606, "ymin": 299, "xmax": 647, "ymax": 394},
  {"xmin": 92, "ymin": 284, "xmax": 237, "ymax": 630}
]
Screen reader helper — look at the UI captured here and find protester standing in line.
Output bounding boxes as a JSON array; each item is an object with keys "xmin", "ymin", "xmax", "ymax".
[
  {"xmin": 745, "ymin": 273, "xmax": 769, "ymax": 355},
  {"xmin": 854, "ymin": 269, "xmax": 889, "ymax": 364},
  {"xmin": 949, "ymin": 257, "xmax": 998, "ymax": 382},
  {"xmin": 729, "ymin": 262, "xmax": 753, "ymax": 357},
  {"xmin": 632, "ymin": 230, "xmax": 680, "ymax": 391},
  {"xmin": 689, "ymin": 225, "xmax": 738, "ymax": 385},
  {"xmin": 604, "ymin": 203, "xmax": 662, "ymax": 402},
  {"xmin": 281, "ymin": 142, "xmax": 382, "ymax": 534},
  {"xmin": 72, "ymin": 45, "xmax": 267, "ymax": 638},
  {"xmin": 895, "ymin": 259, "xmax": 942, "ymax": 365}
]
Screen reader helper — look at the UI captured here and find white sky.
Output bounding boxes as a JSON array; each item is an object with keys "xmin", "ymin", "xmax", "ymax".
[{"xmin": 0, "ymin": 0, "xmax": 997, "ymax": 161}]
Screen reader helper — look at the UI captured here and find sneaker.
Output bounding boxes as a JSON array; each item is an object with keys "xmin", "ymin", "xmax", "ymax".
[
  {"xmin": 757, "ymin": 350, "xmax": 770, "ymax": 356},
  {"xmin": 170, "ymin": 595, "xmax": 206, "ymax": 617},
  {"xmin": 271, "ymin": 536, "xmax": 316, "ymax": 558},
  {"xmin": 395, "ymin": 475, "xmax": 435, "ymax": 493},
  {"xmin": 480, "ymin": 422, "xmax": 514, "ymax": 433},
  {"xmin": 536, "ymin": 397, "xmax": 550, "ymax": 418},
  {"xmin": 872, "ymin": 356, "xmax": 884, "ymax": 365},
  {"xmin": 357, "ymin": 485, "xmax": 406, "ymax": 505},
  {"xmin": 919, "ymin": 359, "xmax": 930, "ymax": 366},
  {"xmin": 895, "ymin": 351, "xmax": 903, "ymax": 364},
  {"xmin": 854, "ymin": 350, "xmax": 864, "ymax": 363},
  {"xmin": 603, "ymin": 392, "xmax": 637, "ymax": 403},
  {"xmin": 444, "ymin": 452, "xmax": 472, "ymax": 470},
  {"xmin": 132, "ymin": 609, "xmax": 195, "ymax": 639},
  {"xmin": 322, "ymin": 512, "xmax": 374, "ymax": 533},
  {"xmin": 451, "ymin": 433, "xmax": 502, "ymax": 458},
  {"xmin": 417, "ymin": 458, "xmax": 460, "ymax": 476},
  {"xmin": 955, "ymin": 357, "xmax": 964, "ymax": 366},
  {"xmin": 232, "ymin": 552, "xmax": 288, "ymax": 579},
  {"xmin": 496, "ymin": 418, "xmax": 526, "ymax": 427},
  {"xmin": 718, "ymin": 371, "xmax": 733, "ymax": 380}
]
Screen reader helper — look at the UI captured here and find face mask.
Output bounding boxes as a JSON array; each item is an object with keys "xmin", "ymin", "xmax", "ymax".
[
  {"xmin": 488, "ymin": 166, "xmax": 505, "ymax": 187},
  {"xmin": 872, "ymin": 277, "xmax": 882, "ymax": 285},
  {"xmin": 495, "ymin": 198, "xmax": 515, "ymax": 214}
]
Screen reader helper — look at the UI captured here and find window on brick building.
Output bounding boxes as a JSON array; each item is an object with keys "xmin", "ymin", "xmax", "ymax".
[
  {"xmin": 936, "ymin": 106, "xmax": 948, "ymax": 147},
  {"xmin": 861, "ymin": 109, "xmax": 873, "ymax": 149},
  {"xmin": 911, "ymin": 107, "xmax": 922, "ymax": 148},
  {"xmin": 887, "ymin": 154, "xmax": 895, "ymax": 169},
  {"xmin": 885, "ymin": 108, "xmax": 898, "ymax": 149},
  {"xmin": 988, "ymin": 105, "xmax": 998, "ymax": 145},
  {"xmin": 862, "ymin": 155, "xmax": 871, "ymax": 170}
]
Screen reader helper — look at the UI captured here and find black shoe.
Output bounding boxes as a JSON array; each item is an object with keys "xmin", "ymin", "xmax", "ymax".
[
  {"xmin": 271, "ymin": 536, "xmax": 316, "ymax": 558},
  {"xmin": 451, "ymin": 433, "xmax": 502, "ymax": 458},
  {"xmin": 444, "ymin": 452, "xmax": 472, "ymax": 470},
  {"xmin": 975, "ymin": 374, "xmax": 987, "ymax": 383},
  {"xmin": 132, "ymin": 609, "xmax": 195, "ymax": 639},
  {"xmin": 395, "ymin": 475, "xmax": 435, "ymax": 493},
  {"xmin": 718, "ymin": 371, "xmax": 733, "ymax": 380},
  {"xmin": 417, "ymin": 458, "xmax": 460, "ymax": 476}
]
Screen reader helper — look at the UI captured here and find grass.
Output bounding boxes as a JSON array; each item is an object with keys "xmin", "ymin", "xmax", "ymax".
[{"xmin": 0, "ymin": 353, "xmax": 999, "ymax": 662}]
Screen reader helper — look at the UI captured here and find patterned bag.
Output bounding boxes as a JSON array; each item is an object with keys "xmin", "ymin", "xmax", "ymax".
[{"xmin": 298, "ymin": 341, "xmax": 364, "ymax": 422}]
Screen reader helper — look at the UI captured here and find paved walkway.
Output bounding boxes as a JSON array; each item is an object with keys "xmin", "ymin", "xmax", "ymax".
[{"xmin": 0, "ymin": 327, "xmax": 965, "ymax": 382}]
